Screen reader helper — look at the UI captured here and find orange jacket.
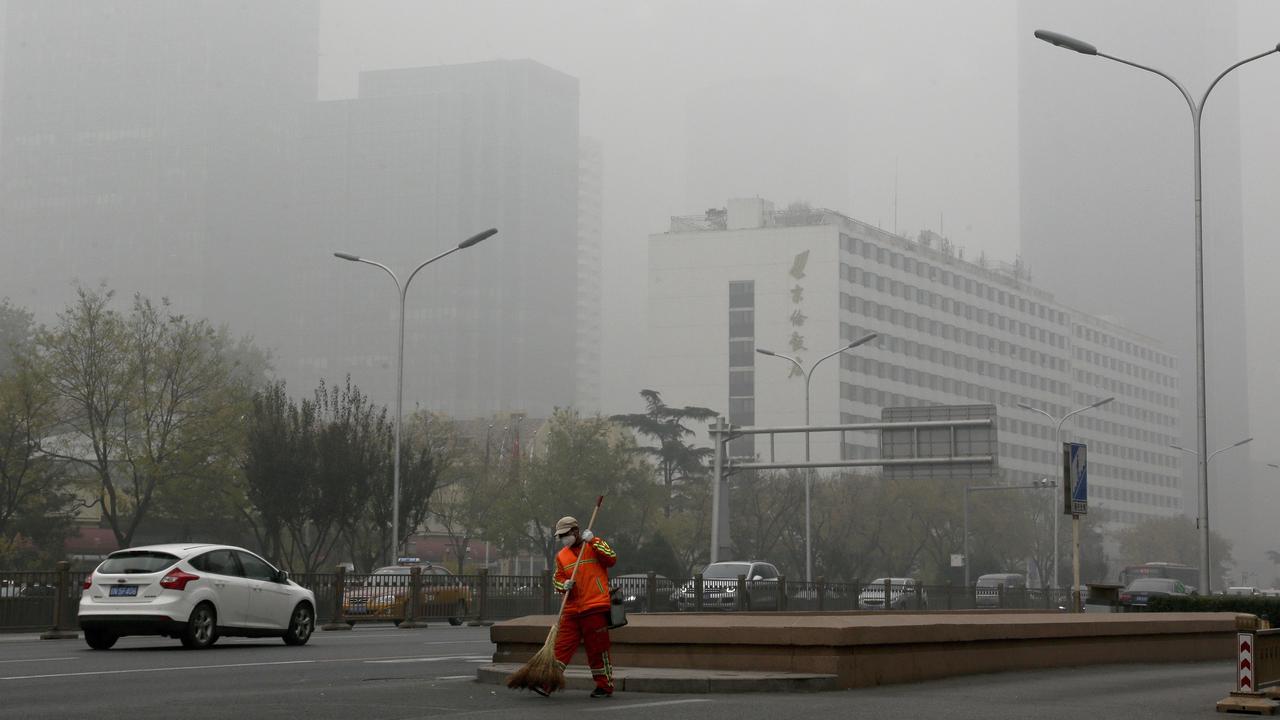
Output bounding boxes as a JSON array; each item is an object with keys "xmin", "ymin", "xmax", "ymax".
[{"xmin": 553, "ymin": 536, "xmax": 617, "ymax": 617}]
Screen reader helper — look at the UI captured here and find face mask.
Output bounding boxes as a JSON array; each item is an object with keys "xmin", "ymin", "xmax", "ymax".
[{"xmin": 560, "ymin": 535, "xmax": 574, "ymax": 547}]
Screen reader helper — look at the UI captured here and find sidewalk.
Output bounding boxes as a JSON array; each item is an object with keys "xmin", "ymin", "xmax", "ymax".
[{"xmin": 476, "ymin": 663, "xmax": 838, "ymax": 693}]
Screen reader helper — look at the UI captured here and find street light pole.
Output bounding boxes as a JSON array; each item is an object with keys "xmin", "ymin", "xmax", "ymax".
[
  {"xmin": 334, "ymin": 227, "xmax": 497, "ymax": 565},
  {"xmin": 1170, "ymin": 436, "xmax": 1252, "ymax": 588},
  {"xmin": 757, "ymin": 332, "xmax": 877, "ymax": 583},
  {"xmin": 1017, "ymin": 396, "xmax": 1114, "ymax": 609},
  {"xmin": 1035, "ymin": 28, "xmax": 1279, "ymax": 598}
]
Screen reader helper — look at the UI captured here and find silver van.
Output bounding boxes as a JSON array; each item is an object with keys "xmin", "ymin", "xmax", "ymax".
[{"xmin": 974, "ymin": 573, "xmax": 1027, "ymax": 608}]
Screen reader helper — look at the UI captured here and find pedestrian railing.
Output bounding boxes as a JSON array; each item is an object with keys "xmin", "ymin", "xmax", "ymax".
[{"xmin": 0, "ymin": 564, "xmax": 1087, "ymax": 634}]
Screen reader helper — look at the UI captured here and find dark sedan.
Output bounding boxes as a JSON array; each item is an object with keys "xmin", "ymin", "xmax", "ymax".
[{"xmin": 1118, "ymin": 578, "xmax": 1190, "ymax": 609}]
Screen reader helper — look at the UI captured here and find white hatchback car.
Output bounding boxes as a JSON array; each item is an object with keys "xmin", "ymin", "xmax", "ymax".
[{"xmin": 78, "ymin": 543, "xmax": 316, "ymax": 650}]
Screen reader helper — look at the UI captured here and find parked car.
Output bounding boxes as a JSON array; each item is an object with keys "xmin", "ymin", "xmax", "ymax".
[
  {"xmin": 1226, "ymin": 586, "xmax": 1260, "ymax": 597},
  {"xmin": 78, "ymin": 544, "xmax": 316, "ymax": 650},
  {"xmin": 1118, "ymin": 578, "xmax": 1190, "ymax": 610},
  {"xmin": 974, "ymin": 573, "xmax": 1027, "ymax": 608},
  {"xmin": 671, "ymin": 561, "xmax": 781, "ymax": 611},
  {"xmin": 610, "ymin": 573, "xmax": 675, "ymax": 612},
  {"xmin": 342, "ymin": 563, "xmax": 472, "ymax": 625},
  {"xmin": 858, "ymin": 578, "xmax": 927, "ymax": 610}
]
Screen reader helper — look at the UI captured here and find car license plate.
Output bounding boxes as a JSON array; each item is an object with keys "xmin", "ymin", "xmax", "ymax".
[
  {"xmin": 348, "ymin": 604, "xmax": 367, "ymax": 615},
  {"xmin": 109, "ymin": 585, "xmax": 138, "ymax": 597}
]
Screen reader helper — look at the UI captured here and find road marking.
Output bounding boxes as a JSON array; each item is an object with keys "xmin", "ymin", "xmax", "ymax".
[
  {"xmin": 593, "ymin": 699, "xmax": 713, "ymax": 712},
  {"xmin": 434, "ymin": 675, "xmax": 475, "ymax": 680},
  {"xmin": 1, "ymin": 659, "xmax": 314, "ymax": 681},
  {"xmin": 0, "ymin": 657, "xmax": 76, "ymax": 665},
  {"xmin": 365, "ymin": 655, "xmax": 490, "ymax": 664}
]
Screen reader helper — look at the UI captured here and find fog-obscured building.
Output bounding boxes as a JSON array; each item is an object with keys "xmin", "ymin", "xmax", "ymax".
[
  {"xmin": 285, "ymin": 60, "xmax": 581, "ymax": 418},
  {"xmin": 0, "ymin": 0, "xmax": 319, "ymax": 321},
  {"xmin": 576, "ymin": 137, "xmax": 603, "ymax": 413},
  {"xmin": 649, "ymin": 198, "xmax": 1182, "ymax": 524}
]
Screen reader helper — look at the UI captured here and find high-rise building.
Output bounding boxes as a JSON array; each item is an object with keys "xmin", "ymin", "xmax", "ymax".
[
  {"xmin": 1016, "ymin": 3, "xmax": 1251, "ymax": 550},
  {"xmin": 286, "ymin": 60, "xmax": 581, "ymax": 418},
  {"xmin": 649, "ymin": 198, "xmax": 1183, "ymax": 525},
  {"xmin": 576, "ymin": 137, "xmax": 604, "ymax": 414},
  {"xmin": 0, "ymin": 0, "xmax": 319, "ymax": 321}
]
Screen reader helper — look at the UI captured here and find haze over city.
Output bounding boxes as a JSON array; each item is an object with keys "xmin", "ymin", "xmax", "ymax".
[{"xmin": 3, "ymin": 0, "xmax": 1280, "ymax": 589}]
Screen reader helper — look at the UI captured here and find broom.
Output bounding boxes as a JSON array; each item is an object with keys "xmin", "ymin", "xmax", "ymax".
[{"xmin": 506, "ymin": 495, "xmax": 605, "ymax": 693}]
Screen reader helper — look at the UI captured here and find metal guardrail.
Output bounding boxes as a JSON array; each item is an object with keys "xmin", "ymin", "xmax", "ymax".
[{"xmin": 1, "ymin": 565, "xmax": 1090, "ymax": 634}]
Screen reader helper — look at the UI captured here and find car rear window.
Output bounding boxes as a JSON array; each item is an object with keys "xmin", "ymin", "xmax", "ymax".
[
  {"xmin": 1128, "ymin": 579, "xmax": 1176, "ymax": 592},
  {"xmin": 99, "ymin": 551, "xmax": 179, "ymax": 574}
]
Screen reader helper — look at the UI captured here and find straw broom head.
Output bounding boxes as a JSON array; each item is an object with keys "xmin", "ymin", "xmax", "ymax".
[
  {"xmin": 504, "ymin": 623, "xmax": 565, "ymax": 691},
  {"xmin": 505, "ymin": 496, "xmax": 604, "ymax": 694}
]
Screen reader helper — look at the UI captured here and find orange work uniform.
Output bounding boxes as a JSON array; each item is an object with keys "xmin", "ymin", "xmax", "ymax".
[{"xmin": 552, "ymin": 536, "xmax": 617, "ymax": 692}]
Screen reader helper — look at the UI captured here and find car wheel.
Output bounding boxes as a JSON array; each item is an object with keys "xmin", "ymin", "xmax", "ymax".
[
  {"xmin": 392, "ymin": 618, "xmax": 402, "ymax": 627},
  {"xmin": 448, "ymin": 601, "xmax": 466, "ymax": 626},
  {"xmin": 181, "ymin": 603, "xmax": 217, "ymax": 649},
  {"xmin": 84, "ymin": 628, "xmax": 117, "ymax": 650},
  {"xmin": 283, "ymin": 603, "xmax": 314, "ymax": 646},
  {"xmin": 346, "ymin": 620, "xmax": 356, "ymax": 628}
]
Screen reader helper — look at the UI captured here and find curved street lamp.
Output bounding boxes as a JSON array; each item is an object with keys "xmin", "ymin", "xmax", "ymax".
[
  {"xmin": 1034, "ymin": 28, "xmax": 1279, "ymax": 596},
  {"xmin": 1016, "ymin": 396, "xmax": 1113, "ymax": 609},
  {"xmin": 334, "ymin": 227, "xmax": 497, "ymax": 565},
  {"xmin": 1171, "ymin": 435, "xmax": 1252, "ymax": 587},
  {"xmin": 756, "ymin": 331, "xmax": 877, "ymax": 583}
]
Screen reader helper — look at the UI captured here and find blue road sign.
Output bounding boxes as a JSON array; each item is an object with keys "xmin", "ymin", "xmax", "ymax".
[{"xmin": 1064, "ymin": 442, "xmax": 1087, "ymax": 516}]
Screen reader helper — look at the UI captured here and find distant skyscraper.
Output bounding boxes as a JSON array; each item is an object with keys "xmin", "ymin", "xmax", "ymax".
[
  {"xmin": 287, "ymin": 60, "xmax": 581, "ymax": 418},
  {"xmin": 0, "ymin": 0, "xmax": 319, "ymax": 321},
  {"xmin": 1016, "ymin": 2, "xmax": 1250, "ymax": 540},
  {"xmin": 577, "ymin": 137, "xmax": 604, "ymax": 414}
]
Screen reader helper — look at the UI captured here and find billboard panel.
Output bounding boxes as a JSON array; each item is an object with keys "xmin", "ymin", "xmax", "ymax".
[{"xmin": 881, "ymin": 404, "xmax": 998, "ymax": 480}]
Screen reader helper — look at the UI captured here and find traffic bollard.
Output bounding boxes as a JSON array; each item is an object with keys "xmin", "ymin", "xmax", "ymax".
[
  {"xmin": 322, "ymin": 565, "xmax": 352, "ymax": 631},
  {"xmin": 399, "ymin": 565, "xmax": 426, "ymax": 629},
  {"xmin": 468, "ymin": 568, "xmax": 494, "ymax": 626},
  {"xmin": 40, "ymin": 561, "xmax": 78, "ymax": 640}
]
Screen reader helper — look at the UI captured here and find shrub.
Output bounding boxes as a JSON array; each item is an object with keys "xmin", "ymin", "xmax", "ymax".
[{"xmin": 1148, "ymin": 594, "xmax": 1280, "ymax": 624}]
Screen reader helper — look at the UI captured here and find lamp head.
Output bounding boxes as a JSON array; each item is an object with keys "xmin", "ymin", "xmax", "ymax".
[
  {"xmin": 1034, "ymin": 29, "xmax": 1098, "ymax": 56},
  {"xmin": 1091, "ymin": 396, "xmax": 1115, "ymax": 409},
  {"xmin": 333, "ymin": 252, "xmax": 360, "ymax": 262},
  {"xmin": 1236, "ymin": 437, "xmax": 1255, "ymax": 448},
  {"xmin": 755, "ymin": 348, "xmax": 777, "ymax": 357},
  {"xmin": 847, "ymin": 332, "xmax": 878, "ymax": 349},
  {"xmin": 459, "ymin": 228, "xmax": 498, "ymax": 249}
]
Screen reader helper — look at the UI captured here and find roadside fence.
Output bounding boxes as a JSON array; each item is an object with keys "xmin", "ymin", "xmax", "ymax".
[{"xmin": 1, "ymin": 565, "xmax": 1089, "ymax": 634}]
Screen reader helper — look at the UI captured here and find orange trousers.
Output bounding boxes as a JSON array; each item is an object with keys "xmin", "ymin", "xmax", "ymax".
[{"xmin": 553, "ymin": 609, "xmax": 613, "ymax": 691}]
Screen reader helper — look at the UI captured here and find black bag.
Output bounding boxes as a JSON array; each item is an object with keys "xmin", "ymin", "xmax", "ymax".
[{"xmin": 607, "ymin": 587, "xmax": 628, "ymax": 629}]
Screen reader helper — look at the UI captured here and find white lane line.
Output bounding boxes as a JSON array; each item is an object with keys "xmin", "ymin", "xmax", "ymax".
[
  {"xmin": 0, "ymin": 657, "xmax": 77, "ymax": 665},
  {"xmin": 1, "ymin": 659, "xmax": 314, "ymax": 681},
  {"xmin": 434, "ymin": 675, "xmax": 475, "ymax": 681},
  {"xmin": 593, "ymin": 699, "xmax": 713, "ymax": 713},
  {"xmin": 365, "ymin": 655, "xmax": 490, "ymax": 664}
]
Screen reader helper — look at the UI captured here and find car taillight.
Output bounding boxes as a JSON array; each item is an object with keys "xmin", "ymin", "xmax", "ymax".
[
  {"xmin": 160, "ymin": 570, "xmax": 199, "ymax": 591},
  {"xmin": 82, "ymin": 577, "xmax": 93, "ymax": 590},
  {"xmin": 1119, "ymin": 593, "xmax": 1132, "ymax": 602}
]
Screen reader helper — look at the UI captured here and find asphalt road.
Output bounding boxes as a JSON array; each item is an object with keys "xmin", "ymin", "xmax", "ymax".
[{"xmin": 0, "ymin": 623, "xmax": 1239, "ymax": 719}]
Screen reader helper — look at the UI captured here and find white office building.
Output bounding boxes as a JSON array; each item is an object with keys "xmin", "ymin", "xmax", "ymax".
[{"xmin": 647, "ymin": 198, "xmax": 1182, "ymax": 523}]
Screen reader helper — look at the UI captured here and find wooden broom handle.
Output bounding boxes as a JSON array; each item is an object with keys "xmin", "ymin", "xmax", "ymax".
[{"xmin": 552, "ymin": 496, "xmax": 604, "ymax": 619}]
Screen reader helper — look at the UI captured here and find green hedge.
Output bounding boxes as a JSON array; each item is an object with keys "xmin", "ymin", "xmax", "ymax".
[{"xmin": 1148, "ymin": 594, "xmax": 1280, "ymax": 622}]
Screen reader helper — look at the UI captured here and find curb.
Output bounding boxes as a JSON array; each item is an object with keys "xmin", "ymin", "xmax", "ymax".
[{"xmin": 476, "ymin": 663, "xmax": 839, "ymax": 694}]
